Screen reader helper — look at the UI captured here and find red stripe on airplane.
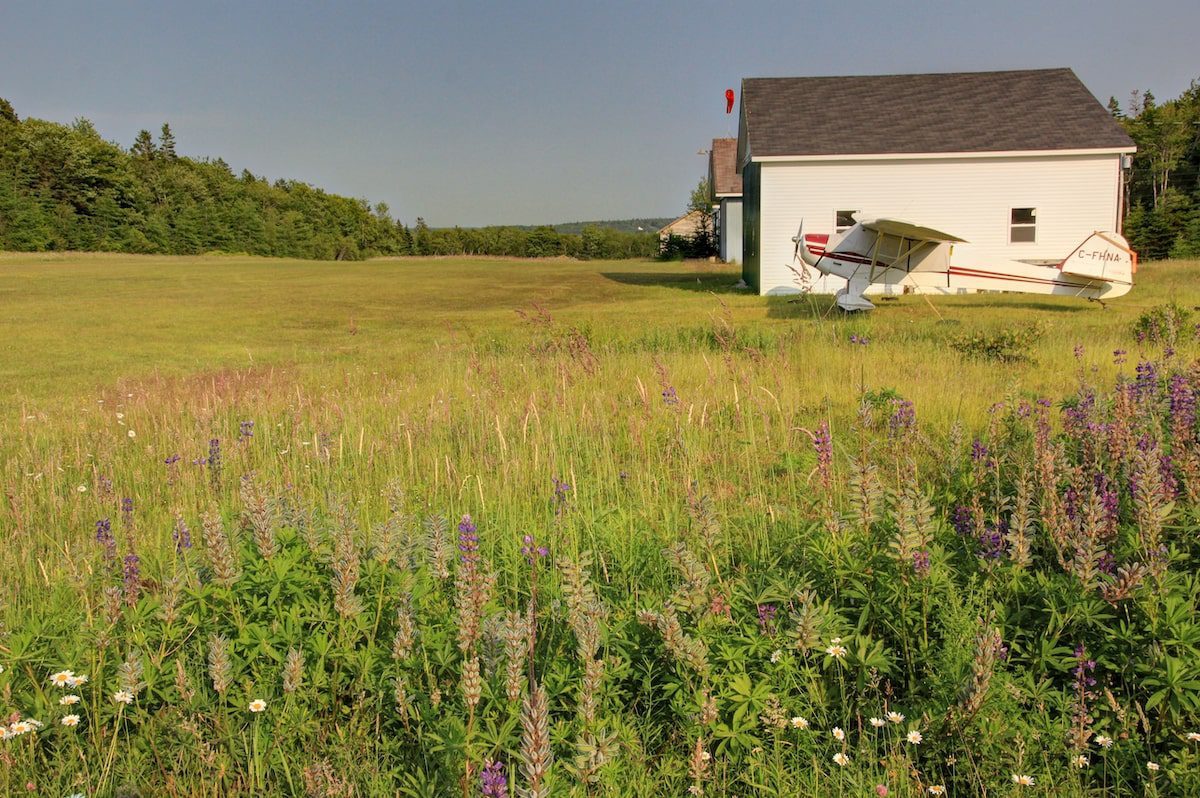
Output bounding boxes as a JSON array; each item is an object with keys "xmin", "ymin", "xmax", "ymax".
[{"xmin": 948, "ymin": 266, "xmax": 1087, "ymax": 288}]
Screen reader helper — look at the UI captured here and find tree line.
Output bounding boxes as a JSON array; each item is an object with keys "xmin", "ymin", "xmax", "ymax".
[
  {"xmin": 1116, "ymin": 80, "xmax": 1200, "ymax": 259},
  {"xmin": 0, "ymin": 99, "xmax": 659, "ymax": 261}
]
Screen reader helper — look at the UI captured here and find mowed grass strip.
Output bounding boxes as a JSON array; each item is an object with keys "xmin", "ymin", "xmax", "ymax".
[{"xmin": 2, "ymin": 252, "xmax": 1194, "ymax": 421}]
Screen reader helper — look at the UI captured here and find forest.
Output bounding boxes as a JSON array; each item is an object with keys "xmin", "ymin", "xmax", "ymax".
[
  {"xmin": 0, "ymin": 98, "xmax": 658, "ymax": 261},
  {"xmin": 1118, "ymin": 82, "xmax": 1200, "ymax": 259}
]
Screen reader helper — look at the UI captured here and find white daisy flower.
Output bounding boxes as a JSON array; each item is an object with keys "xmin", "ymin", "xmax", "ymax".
[
  {"xmin": 869, "ymin": 717, "xmax": 886, "ymax": 728},
  {"xmin": 248, "ymin": 698, "xmax": 267, "ymax": 713},
  {"xmin": 887, "ymin": 711, "xmax": 904, "ymax": 724},
  {"xmin": 928, "ymin": 787, "xmax": 945, "ymax": 796},
  {"xmin": 1094, "ymin": 734, "xmax": 1113, "ymax": 748},
  {"xmin": 1147, "ymin": 761, "xmax": 1160, "ymax": 772},
  {"xmin": 832, "ymin": 726, "xmax": 845, "ymax": 741},
  {"xmin": 790, "ymin": 716, "xmax": 809, "ymax": 729},
  {"xmin": 1072, "ymin": 754, "xmax": 1089, "ymax": 768},
  {"xmin": 50, "ymin": 670, "xmax": 76, "ymax": 688},
  {"xmin": 832, "ymin": 752, "xmax": 849, "ymax": 767},
  {"xmin": 906, "ymin": 730, "xmax": 923, "ymax": 745},
  {"xmin": 61, "ymin": 714, "xmax": 81, "ymax": 727},
  {"xmin": 1186, "ymin": 732, "xmax": 1200, "ymax": 742},
  {"xmin": 59, "ymin": 695, "xmax": 81, "ymax": 706},
  {"xmin": 1011, "ymin": 774, "xmax": 1035, "ymax": 786},
  {"xmin": 112, "ymin": 690, "xmax": 134, "ymax": 705}
]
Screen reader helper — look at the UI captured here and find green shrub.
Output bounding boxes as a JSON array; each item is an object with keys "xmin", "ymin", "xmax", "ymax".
[
  {"xmin": 950, "ymin": 321, "xmax": 1047, "ymax": 363},
  {"xmin": 1132, "ymin": 302, "xmax": 1193, "ymax": 344}
]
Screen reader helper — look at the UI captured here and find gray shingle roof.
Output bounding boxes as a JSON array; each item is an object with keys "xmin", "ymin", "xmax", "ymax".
[
  {"xmin": 709, "ymin": 138, "xmax": 742, "ymax": 196},
  {"xmin": 740, "ymin": 68, "xmax": 1134, "ymax": 159}
]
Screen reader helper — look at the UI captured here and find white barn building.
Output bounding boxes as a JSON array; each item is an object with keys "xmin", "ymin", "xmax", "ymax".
[
  {"xmin": 735, "ymin": 68, "xmax": 1136, "ymax": 295},
  {"xmin": 708, "ymin": 138, "xmax": 743, "ymax": 264}
]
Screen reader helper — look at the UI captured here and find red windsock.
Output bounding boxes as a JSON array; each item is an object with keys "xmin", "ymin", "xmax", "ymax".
[{"xmin": 725, "ymin": 89, "xmax": 735, "ymax": 114}]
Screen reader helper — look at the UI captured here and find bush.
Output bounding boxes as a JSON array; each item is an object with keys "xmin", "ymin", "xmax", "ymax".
[
  {"xmin": 949, "ymin": 321, "xmax": 1047, "ymax": 363},
  {"xmin": 1133, "ymin": 302, "xmax": 1193, "ymax": 345}
]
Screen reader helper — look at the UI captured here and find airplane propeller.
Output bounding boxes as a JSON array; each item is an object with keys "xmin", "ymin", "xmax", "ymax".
[{"xmin": 792, "ymin": 220, "xmax": 804, "ymax": 261}]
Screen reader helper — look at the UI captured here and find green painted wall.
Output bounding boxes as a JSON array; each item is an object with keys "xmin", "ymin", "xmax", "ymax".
[{"xmin": 741, "ymin": 162, "xmax": 761, "ymax": 291}]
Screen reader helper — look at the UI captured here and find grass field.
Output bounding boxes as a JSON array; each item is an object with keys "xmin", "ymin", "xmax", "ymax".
[{"xmin": 2, "ymin": 252, "xmax": 1200, "ymax": 796}]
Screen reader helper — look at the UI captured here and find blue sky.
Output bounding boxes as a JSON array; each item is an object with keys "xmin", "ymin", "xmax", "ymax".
[{"xmin": 2, "ymin": 1, "xmax": 1197, "ymax": 226}]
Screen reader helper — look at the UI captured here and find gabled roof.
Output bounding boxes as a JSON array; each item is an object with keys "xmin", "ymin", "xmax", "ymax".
[
  {"xmin": 658, "ymin": 209, "xmax": 709, "ymax": 237},
  {"xmin": 738, "ymin": 68, "xmax": 1134, "ymax": 163},
  {"xmin": 708, "ymin": 138, "xmax": 742, "ymax": 197}
]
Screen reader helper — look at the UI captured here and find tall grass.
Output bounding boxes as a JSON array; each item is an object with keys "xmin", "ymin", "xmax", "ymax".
[{"xmin": 2, "ymin": 253, "xmax": 1200, "ymax": 795}]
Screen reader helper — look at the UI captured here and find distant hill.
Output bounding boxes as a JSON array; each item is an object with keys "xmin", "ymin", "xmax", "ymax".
[{"xmin": 511, "ymin": 218, "xmax": 675, "ymax": 235}]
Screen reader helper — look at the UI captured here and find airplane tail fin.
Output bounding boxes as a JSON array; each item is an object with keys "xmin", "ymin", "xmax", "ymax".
[{"xmin": 1059, "ymin": 231, "xmax": 1136, "ymax": 287}]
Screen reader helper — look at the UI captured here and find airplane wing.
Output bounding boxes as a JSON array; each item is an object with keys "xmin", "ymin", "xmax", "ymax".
[{"xmin": 860, "ymin": 218, "xmax": 967, "ymax": 243}]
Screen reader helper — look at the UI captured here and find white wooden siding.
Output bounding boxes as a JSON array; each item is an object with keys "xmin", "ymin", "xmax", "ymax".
[
  {"xmin": 720, "ymin": 198, "xmax": 743, "ymax": 264},
  {"xmin": 757, "ymin": 153, "xmax": 1122, "ymax": 295}
]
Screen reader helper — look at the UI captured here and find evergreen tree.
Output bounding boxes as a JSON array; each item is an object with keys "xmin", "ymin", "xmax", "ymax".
[
  {"xmin": 0, "ymin": 97, "xmax": 17, "ymax": 124},
  {"xmin": 158, "ymin": 123, "xmax": 177, "ymax": 159},
  {"xmin": 131, "ymin": 129, "xmax": 156, "ymax": 161}
]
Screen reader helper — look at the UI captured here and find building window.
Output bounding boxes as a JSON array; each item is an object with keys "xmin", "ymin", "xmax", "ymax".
[
  {"xmin": 1010, "ymin": 208, "xmax": 1036, "ymax": 243},
  {"xmin": 835, "ymin": 210, "xmax": 858, "ymax": 234}
]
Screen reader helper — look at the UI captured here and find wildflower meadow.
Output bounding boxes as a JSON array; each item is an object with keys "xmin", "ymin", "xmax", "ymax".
[{"xmin": 3, "ymin": 253, "xmax": 1200, "ymax": 796}]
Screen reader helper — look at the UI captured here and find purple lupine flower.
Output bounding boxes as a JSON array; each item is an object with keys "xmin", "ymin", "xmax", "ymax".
[
  {"xmin": 1095, "ymin": 474, "xmax": 1120, "ymax": 534},
  {"xmin": 1064, "ymin": 485, "xmax": 1080, "ymax": 522},
  {"xmin": 164, "ymin": 454, "xmax": 181, "ymax": 466},
  {"xmin": 887, "ymin": 400, "xmax": 916, "ymax": 438},
  {"xmin": 1134, "ymin": 360, "xmax": 1159, "ymax": 402},
  {"xmin": 661, "ymin": 386, "xmax": 679, "ymax": 406},
  {"xmin": 521, "ymin": 534, "xmax": 550, "ymax": 564},
  {"xmin": 95, "ymin": 518, "xmax": 116, "ymax": 562},
  {"xmin": 1160, "ymin": 453, "xmax": 1179, "ymax": 499},
  {"xmin": 756, "ymin": 603, "xmax": 777, "ymax": 635},
  {"xmin": 1097, "ymin": 552, "xmax": 1116, "ymax": 575},
  {"xmin": 552, "ymin": 475, "xmax": 572, "ymax": 518},
  {"xmin": 1112, "ymin": 349, "xmax": 1127, "ymax": 366},
  {"xmin": 458, "ymin": 515, "xmax": 479, "ymax": 565},
  {"xmin": 970, "ymin": 439, "xmax": 989, "ymax": 463},
  {"xmin": 978, "ymin": 521, "xmax": 1005, "ymax": 560},
  {"xmin": 1072, "ymin": 644, "xmax": 1097, "ymax": 689},
  {"xmin": 1168, "ymin": 374, "xmax": 1196, "ymax": 430},
  {"xmin": 207, "ymin": 438, "xmax": 222, "ymax": 473},
  {"xmin": 238, "ymin": 420, "xmax": 255, "ymax": 440},
  {"xmin": 123, "ymin": 553, "xmax": 141, "ymax": 598},
  {"xmin": 172, "ymin": 516, "xmax": 192, "ymax": 553},
  {"xmin": 121, "ymin": 497, "xmax": 134, "ymax": 528},
  {"xmin": 813, "ymin": 421, "xmax": 833, "ymax": 489},
  {"xmin": 912, "ymin": 550, "xmax": 931, "ymax": 577},
  {"xmin": 480, "ymin": 760, "xmax": 508, "ymax": 798},
  {"xmin": 1165, "ymin": 346, "xmax": 1176, "ymax": 360},
  {"xmin": 950, "ymin": 506, "xmax": 972, "ymax": 537},
  {"xmin": 849, "ymin": 334, "xmax": 869, "ymax": 346}
]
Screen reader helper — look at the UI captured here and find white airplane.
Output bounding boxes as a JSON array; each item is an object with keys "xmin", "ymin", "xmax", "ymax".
[{"xmin": 791, "ymin": 217, "xmax": 1135, "ymax": 312}]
